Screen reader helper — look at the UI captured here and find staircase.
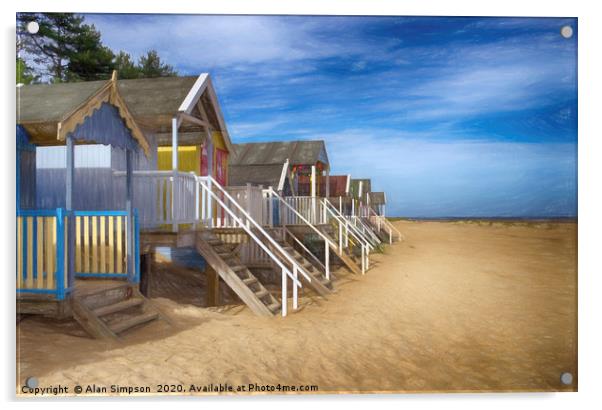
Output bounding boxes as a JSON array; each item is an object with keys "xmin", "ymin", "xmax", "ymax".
[
  {"xmin": 72, "ymin": 282, "xmax": 166, "ymax": 339},
  {"xmin": 195, "ymin": 230, "xmax": 281, "ymax": 316},
  {"xmin": 364, "ymin": 217, "xmax": 395, "ymax": 243},
  {"xmin": 317, "ymin": 225, "xmax": 364, "ymax": 275},
  {"xmin": 275, "ymin": 238, "xmax": 333, "ymax": 297}
]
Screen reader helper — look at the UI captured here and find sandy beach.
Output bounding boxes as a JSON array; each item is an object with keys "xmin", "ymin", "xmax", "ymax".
[{"xmin": 16, "ymin": 220, "xmax": 577, "ymax": 395}]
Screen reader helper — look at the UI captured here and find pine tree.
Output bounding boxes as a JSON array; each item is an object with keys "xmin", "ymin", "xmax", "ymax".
[
  {"xmin": 137, "ymin": 50, "xmax": 177, "ymax": 78},
  {"xmin": 17, "ymin": 13, "xmax": 179, "ymax": 83},
  {"xmin": 16, "ymin": 58, "xmax": 37, "ymax": 84},
  {"xmin": 17, "ymin": 13, "xmax": 89, "ymax": 82},
  {"xmin": 114, "ymin": 51, "xmax": 141, "ymax": 79},
  {"xmin": 65, "ymin": 23, "xmax": 115, "ymax": 81}
]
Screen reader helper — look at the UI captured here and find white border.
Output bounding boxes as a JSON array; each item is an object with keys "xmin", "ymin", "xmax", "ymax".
[{"xmin": 3, "ymin": 1, "xmax": 601, "ymax": 409}]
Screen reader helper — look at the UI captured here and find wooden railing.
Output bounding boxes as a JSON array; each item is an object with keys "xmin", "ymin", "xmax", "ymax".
[
  {"xmin": 17, "ymin": 209, "xmax": 69, "ymax": 300},
  {"xmin": 267, "ymin": 196, "xmax": 327, "ymax": 226},
  {"xmin": 73, "ymin": 210, "xmax": 139, "ymax": 281},
  {"xmin": 17, "ymin": 208, "xmax": 140, "ymax": 301},
  {"xmin": 266, "ymin": 189, "xmax": 335, "ymax": 279},
  {"xmin": 223, "ymin": 185, "xmax": 266, "ymax": 228},
  {"xmin": 114, "ymin": 171, "xmax": 197, "ymax": 229},
  {"xmin": 197, "ymin": 176, "xmax": 311, "ymax": 316},
  {"xmin": 359, "ymin": 204, "xmax": 403, "ymax": 242}
]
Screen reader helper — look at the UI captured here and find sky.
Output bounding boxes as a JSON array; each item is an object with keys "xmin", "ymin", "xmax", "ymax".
[{"xmin": 85, "ymin": 14, "xmax": 577, "ymax": 217}]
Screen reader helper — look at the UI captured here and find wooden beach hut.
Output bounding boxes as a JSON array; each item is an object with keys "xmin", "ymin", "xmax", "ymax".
[
  {"xmin": 16, "ymin": 73, "xmax": 168, "ymax": 338},
  {"xmin": 368, "ymin": 192, "xmax": 387, "ymax": 216},
  {"xmin": 230, "ymin": 140, "xmax": 330, "ymax": 197},
  {"xmin": 17, "ymin": 73, "xmax": 390, "ymax": 325},
  {"xmin": 228, "ymin": 144, "xmax": 295, "ymax": 196},
  {"xmin": 227, "ymin": 140, "xmax": 373, "ymax": 276}
]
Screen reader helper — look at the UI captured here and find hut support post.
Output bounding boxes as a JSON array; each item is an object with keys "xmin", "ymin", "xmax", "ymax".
[
  {"xmin": 205, "ymin": 266, "xmax": 220, "ymax": 307},
  {"xmin": 206, "ymin": 131, "xmax": 214, "ymax": 227},
  {"xmin": 325, "ymin": 167, "xmax": 330, "ymax": 198},
  {"xmin": 171, "ymin": 117, "xmax": 179, "ymax": 232},
  {"xmin": 268, "ymin": 189, "xmax": 274, "ymax": 228},
  {"xmin": 311, "ymin": 165, "xmax": 316, "ymax": 224},
  {"xmin": 246, "ymin": 183, "xmax": 252, "ymax": 229},
  {"xmin": 126, "ymin": 148, "xmax": 134, "ymax": 281},
  {"xmin": 140, "ymin": 251, "xmax": 153, "ymax": 297},
  {"xmin": 325, "ymin": 241, "xmax": 330, "ymax": 280},
  {"xmin": 65, "ymin": 135, "xmax": 75, "ymax": 287}
]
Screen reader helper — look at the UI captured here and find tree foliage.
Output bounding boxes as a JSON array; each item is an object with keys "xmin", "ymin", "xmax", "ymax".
[
  {"xmin": 137, "ymin": 50, "xmax": 177, "ymax": 78},
  {"xmin": 16, "ymin": 58, "xmax": 37, "ymax": 84},
  {"xmin": 17, "ymin": 13, "xmax": 178, "ymax": 83}
]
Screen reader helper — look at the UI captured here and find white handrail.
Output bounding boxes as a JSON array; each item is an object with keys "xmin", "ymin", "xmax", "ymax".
[
  {"xmin": 363, "ymin": 204, "xmax": 403, "ymax": 241},
  {"xmin": 198, "ymin": 176, "xmax": 313, "ymax": 284},
  {"xmin": 197, "ymin": 178, "xmax": 303, "ymax": 285},
  {"xmin": 268, "ymin": 188, "xmax": 337, "ymax": 248},
  {"xmin": 322, "ymin": 202, "xmax": 370, "ymax": 274},
  {"xmin": 323, "ymin": 198, "xmax": 374, "ymax": 251},
  {"xmin": 350, "ymin": 215, "xmax": 382, "ymax": 246},
  {"xmin": 283, "ymin": 226, "xmax": 326, "ymax": 273}
]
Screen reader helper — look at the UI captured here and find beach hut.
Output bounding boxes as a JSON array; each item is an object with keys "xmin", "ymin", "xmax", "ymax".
[
  {"xmin": 227, "ymin": 140, "xmax": 374, "ymax": 276},
  {"xmin": 230, "ymin": 140, "xmax": 330, "ymax": 197},
  {"xmin": 16, "ymin": 73, "xmax": 167, "ymax": 338},
  {"xmin": 228, "ymin": 145, "xmax": 295, "ymax": 196},
  {"xmin": 348, "ymin": 179, "xmax": 402, "ymax": 243},
  {"xmin": 368, "ymin": 192, "xmax": 387, "ymax": 217}
]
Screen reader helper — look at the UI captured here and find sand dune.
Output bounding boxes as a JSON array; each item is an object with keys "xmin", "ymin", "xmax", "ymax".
[{"xmin": 16, "ymin": 220, "xmax": 577, "ymax": 395}]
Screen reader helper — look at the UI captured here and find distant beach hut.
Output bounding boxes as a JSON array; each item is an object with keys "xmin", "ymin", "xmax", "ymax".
[
  {"xmin": 368, "ymin": 192, "xmax": 387, "ymax": 217},
  {"xmin": 229, "ymin": 140, "xmax": 330, "ymax": 197}
]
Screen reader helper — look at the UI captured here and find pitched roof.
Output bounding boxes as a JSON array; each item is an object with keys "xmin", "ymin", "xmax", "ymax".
[
  {"xmin": 17, "ymin": 74, "xmax": 232, "ymax": 150},
  {"xmin": 17, "ymin": 80, "xmax": 106, "ymax": 123},
  {"xmin": 17, "ymin": 77, "xmax": 150, "ymax": 154},
  {"xmin": 230, "ymin": 141, "xmax": 329, "ymax": 167},
  {"xmin": 117, "ymin": 76, "xmax": 198, "ymax": 118},
  {"xmin": 350, "ymin": 178, "xmax": 372, "ymax": 198},
  {"xmin": 369, "ymin": 191, "xmax": 386, "ymax": 205},
  {"xmin": 17, "ymin": 77, "xmax": 198, "ymax": 125},
  {"xmin": 229, "ymin": 164, "xmax": 288, "ymax": 189}
]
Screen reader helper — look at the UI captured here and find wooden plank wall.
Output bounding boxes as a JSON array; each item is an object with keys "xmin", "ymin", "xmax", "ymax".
[
  {"xmin": 16, "ymin": 215, "xmax": 62, "ymax": 291},
  {"xmin": 74, "ymin": 215, "xmax": 128, "ymax": 276}
]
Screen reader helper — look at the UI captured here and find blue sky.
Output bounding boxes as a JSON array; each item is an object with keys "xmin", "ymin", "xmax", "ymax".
[{"xmin": 86, "ymin": 14, "xmax": 577, "ymax": 217}]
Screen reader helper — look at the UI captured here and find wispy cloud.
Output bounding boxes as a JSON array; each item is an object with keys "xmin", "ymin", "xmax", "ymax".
[{"xmin": 79, "ymin": 14, "xmax": 577, "ymax": 217}]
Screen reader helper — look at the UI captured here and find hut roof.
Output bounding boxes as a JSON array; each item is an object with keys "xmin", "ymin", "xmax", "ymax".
[
  {"xmin": 17, "ymin": 80, "xmax": 107, "ymax": 123},
  {"xmin": 16, "ymin": 76, "xmax": 150, "ymax": 155},
  {"xmin": 229, "ymin": 164, "xmax": 289, "ymax": 190},
  {"xmin": 117, "ymin": 76, "xmax": 198, "ymax": 118},
  {"xmin": 369, "ymin": 192, "xmax": 386, "ymax": 205},
  {"xmin": 350, "ymin": 178, "xmax": 372, "ymax": 198},
  {"xmin": 17, "ymin": 74, "xmax": 232, "ymax": 150},
  {"xmin": 18, "ymin": 76, "xmax": 198, "ymax": 124},
  {"xmin": 230, "ymin": 141, "xmax": 329, "ymax": 167}
]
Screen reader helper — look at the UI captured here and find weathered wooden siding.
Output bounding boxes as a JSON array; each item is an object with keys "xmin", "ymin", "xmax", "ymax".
[
  {"xmin": 17, "ymin": 126, "xmax": 37, "ymax": 210},
  {"xmin": 35, "ymin": 137, "xmax": 157, "ymax": 210}
]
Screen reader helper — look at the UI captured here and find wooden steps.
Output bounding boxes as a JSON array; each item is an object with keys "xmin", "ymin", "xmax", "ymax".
[
  {"xmin": 107, "ymin": 311, "xmax": 159, "ymax": 334},
  {"xmin": 279, "ymin": 243, "xmax": 333, "ymax": 297},
  {"xmin": 72, "ymin": 282, "xmax": 167, "ymax": 339},
  {"xmin": 195, "ymin": 231, "xmax": 281, "ymax": 317}
]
